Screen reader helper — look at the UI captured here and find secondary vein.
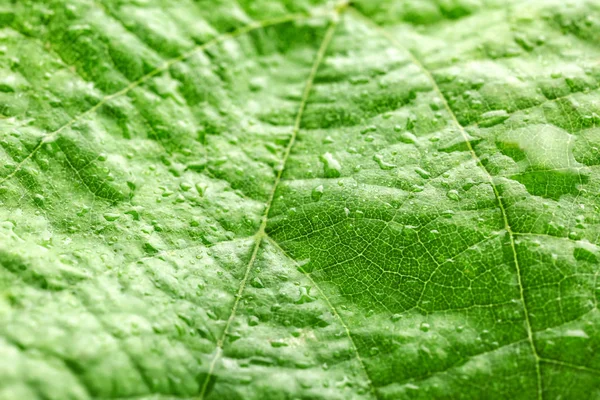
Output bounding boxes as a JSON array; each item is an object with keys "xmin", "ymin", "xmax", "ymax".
[
  {"xmin": 264, "ymin": 235, "xmax": 378, "ymax": 399},
  {"xmin": 349, "ymin": 7, "xmax": 543, "ymax": 400},
  {"xmin": 0, "ymin": 11, "xmax": 312, "ymax": 187}
]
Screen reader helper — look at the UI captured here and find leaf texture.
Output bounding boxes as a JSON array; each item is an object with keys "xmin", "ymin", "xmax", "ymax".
[{"xmin": 0, "ymin": 0, "xmax": 599, "ymax": 399}]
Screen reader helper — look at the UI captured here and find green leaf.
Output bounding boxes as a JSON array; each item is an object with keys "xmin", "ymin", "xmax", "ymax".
[{"xmin": 0, "ymin": 0, "xmax": 599, "ymax": 399}]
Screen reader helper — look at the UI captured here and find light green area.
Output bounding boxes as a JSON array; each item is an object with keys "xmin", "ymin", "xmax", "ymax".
[{"xmin": 0, "ymin": 0, "xmax": 599, "ymax": 399}]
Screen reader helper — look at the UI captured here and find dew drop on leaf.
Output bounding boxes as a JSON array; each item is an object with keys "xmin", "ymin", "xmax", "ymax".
[
  {"xmin": 391, "ymin": 313, "xmax": 402, "ymax": 321},
  {"xmin": 320, "ymin": 152, "xmax": 341, "ymax": 178},
  {"xmin": 446, "ymin": 189, "xmax": 460, "ymax": 201},
  {"xmin": 479, "ymin": 109, "xmax": 509, "ymax": 127},
  {"xmin": 103, "ymin": 213, "xmax": 120, "ymax": 222},
  {"xmin": 195, "ymin": 183, "xmax": 207, "ymax": 196},
  {"xmin": 312, "ymin": 185, "xmax": 324, "ymax": 201},
  {"xmin": 415, "ymin": 167, "xmax": 431, "ymax": 179},
  {"xmin": 373, "ymin": 154, "xmax": 396, "ymax": 170},
  {"xmin": 442, "ymin": 209, "xmax": 455, "ymax": 218},
  {"xmin": 568, "ymin": 231, "xmax": 580, "ymax": 240},
  {"xmin": 251, "ymin": 277, "xmax": 264, "ymax": 288},
  {"xmin": 399, "ymin": 131, "xmax": 418, "ymax": 144},
  {"xmin": 33, "ymin": 193, "xmax": 45, "ymax": 206},
  {"xmin": 360, "ymin": 126, "xmax": 376, "ymax": 135}
]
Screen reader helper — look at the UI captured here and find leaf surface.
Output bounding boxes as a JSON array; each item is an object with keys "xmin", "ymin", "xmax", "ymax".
[{"xmin": 0, "ymin": 0, "xmax": 599, "ymax": 399}]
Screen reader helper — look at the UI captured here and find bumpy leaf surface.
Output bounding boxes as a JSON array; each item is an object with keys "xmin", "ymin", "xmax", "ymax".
[{"xmin": 0, "ymin": 0, "xmax": 599, "ymax": 399}]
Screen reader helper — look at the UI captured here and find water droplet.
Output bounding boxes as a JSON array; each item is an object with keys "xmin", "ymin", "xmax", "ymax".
[
  {"xmin": 420, "ymin": 322, "xmax": 430, "ymax": 332},
  {"xmin": 430, "ymin": 97, "xmax": 442, "ymax": 110},
  {"xmin": 227, "ymin": 331, "xmax": 242, "ymax": 342},
  {"xmin": 124, "ymin": 181, "xmax": 136, "ymax": 192},
  {"xmin": 103, "ymin": 213, "xmax": 120, "ymax": 222},
  {"xmin": 447, "ymin": 189, "xmax": 460, "ymax": 201},
  {"xmin": 414, "ymin": 167, "xmax": 431, "ymax": 179},
  {"xmin": 442, "ymin": 209, "xmax": 455, "ymax": 218},
  {"xmin": 248, "ymin": 316, "xmax": 259, "ymax": 326},
  {"xmin": 251, "ymin": 277, "xmax": 264, "ymax": 288},
  {"xmin": 568, "ymin": 231, "xmax": 580, "ymax": 240},
  {"xmin": 335, "ymin": 375, "xmax": 352, "ymax": 388},
  {"xmin": 249, "ymin": 77, "xmax": 266, "ymax": 91},
  {"xmin": 180, "ymin": 182, "xmax": 192, "ymax": 191},
  {"xmin": 33, "ymin": 193, "xmax": 45, "ymax": 206},
  {"xmin": 195, "ymin": 183, "xmax": 207, "ymax": 196},
  {"xmin": 350, "ymin": 76, "xmax": 370, "ymax": 85},
  {"xmin": 573, "ymin": 240, "xmax": 598, "ymax": 262},
  {"xmin": 479, "ymin": 109, "xmax": 509, "ymax": 127},
  {"xmin": 312, "ymin": 185, "xmax": 324, "ymax": 201},
  {"xmin": 550, "ymin": 71, "xmax": 562, "ymax": 79},
  {"xmin": 391, "ymin": 313, "xmax": 402, "ymax": 321},
  {"xmin": 125, "ymin": 208, "xmax": 141, "ymax": 221},
  {"xmin": 320, "ymin": 152, "xmax": 341, "ymax": 178},
  {"xmin": 296, "ymin": 286, "xmax": 316, "ymax": 304},
  {"xmin": 373, "ymin": 154, "xmax": 396, "ymax": 170},
  {"xmin": 399, "ymin": 131, "xmax": 418, "ymax": 144},
  {"xmin": 360, "ymin": 126, "xmax": 376, "ymax": 135}
]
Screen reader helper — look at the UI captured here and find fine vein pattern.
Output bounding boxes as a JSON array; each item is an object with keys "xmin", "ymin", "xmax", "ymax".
[{"xmin": 1, "ymin": 0, "xmax": 599, "ymax": 399}]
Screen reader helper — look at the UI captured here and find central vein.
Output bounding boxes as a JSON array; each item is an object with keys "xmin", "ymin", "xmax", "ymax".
[{"xmin": 198, "ymin": 7, "xmax": 344, "ymax": 398}]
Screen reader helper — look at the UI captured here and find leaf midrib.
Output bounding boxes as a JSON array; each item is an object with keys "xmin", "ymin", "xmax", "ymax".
[{"xmin": 197, "ymin": 5, "xmax": 381, "ymax": 398}]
